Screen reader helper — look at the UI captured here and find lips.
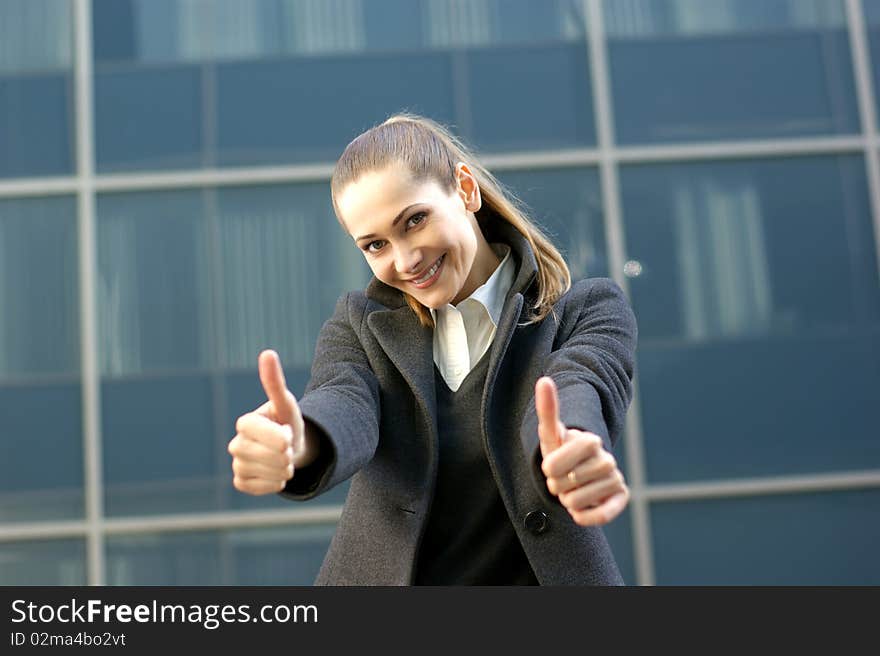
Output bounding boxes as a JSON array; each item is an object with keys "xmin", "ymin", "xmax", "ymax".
[{"xmin": 409, "ymin": 254, "xmax": 445, "ymax": 288}]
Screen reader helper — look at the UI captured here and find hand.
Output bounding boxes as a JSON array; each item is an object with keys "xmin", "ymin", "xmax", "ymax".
[
  {"xmin": 228, "ymin": 349, "xmax": 306, "ymax": 495},
  {"xmin": 535, "ymin": 376, "xmax": 629, "ymax": 526}
]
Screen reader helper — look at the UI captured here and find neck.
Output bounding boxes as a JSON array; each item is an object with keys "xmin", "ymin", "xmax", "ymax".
[{"xmin": 452, "ymin": 223, "xmax": 501, "ymax": 305}]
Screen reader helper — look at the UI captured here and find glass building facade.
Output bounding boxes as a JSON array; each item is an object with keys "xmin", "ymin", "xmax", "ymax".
[{"xmin": 0, "ymin": 0, "xmax": 878, "ymax": 585}]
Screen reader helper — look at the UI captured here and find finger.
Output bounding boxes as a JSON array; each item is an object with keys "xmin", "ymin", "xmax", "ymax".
[
  {"xmin": 233, "ymin": 475, "xmax": 288, "ymax": 496},
  {"xmin": 232, "ymin": 457, "xmax": 293, "ymax": 482},
  {"xmin": 228, "ymin": 434, "xmax": 292, "ymax": 469},
  {"xmin": 535, "ymin": 376, "xmax": 565, "ymax": 457},
  {"xmin": 541, "ymin": 432, "xmax": 605, "ymax": 479},
  {"xmin": 558, "ymin": 472, "xmax": 625, "ymax": 511},
  {"xmin": 259, "ymin": 349, "xmax": 295, "ymax": 425},
  {"xmin": 235, "ymin": 412, "xmax": 292, "ymax": 452},
  {"xmin": 567, "ymin": 489, "xmax": 629, "ymax": 527},
  {"xmin": 557, "ymin": 447, "xmax": 618, "ymax": 488}
]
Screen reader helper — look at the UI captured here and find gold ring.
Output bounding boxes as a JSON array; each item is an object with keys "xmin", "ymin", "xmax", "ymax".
[{"xmin": 567, "ymin": 470, "xmax": 577, "ymax": 484}]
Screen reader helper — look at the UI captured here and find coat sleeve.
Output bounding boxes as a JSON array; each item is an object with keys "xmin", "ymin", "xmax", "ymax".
[
  {"xmin": 519, "ymin": 277, "xmax": 637, "ymax": 498},
  {"xmin": 280, "ymin": 292, "xmax": 381, "ymax": 501}
]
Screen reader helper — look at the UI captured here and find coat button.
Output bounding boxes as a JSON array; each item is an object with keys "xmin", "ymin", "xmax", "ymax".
[{"xmin": 523, "ymin": 510, "xmax": 549, "ymax": 535}]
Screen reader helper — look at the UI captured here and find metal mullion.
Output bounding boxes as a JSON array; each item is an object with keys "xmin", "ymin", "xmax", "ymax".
[
  {"xmin": 102, "ymin": 507, "xmax": 343, "ymax": 536},
  {"xmin": 73, "ymin": 0, "xmax": 104, "ymax": 586},
  {"xmin": 846, "ymin": 0, "xmax": 880, "ymax": 285},
  {"xmin": 92, "ymin": 164, "xmax": 335, "ymax": 193},
  {"xmin": 615, "ymin": 135, "xmax": 866, "ymax": 163},
  {"xmin": 31, "ymin": 137, "xmax": 865, "ymax": 199},
  {"xmin": 0, "ymin": 177, "xmax": 79, "ymax": 198},
  {"xmin": 0, "ymin": 506, "xmax": 341, "ymax": 542},
  {"xmin": 0, "ymin": 521, "xmax": 89, "ymax": 543},
  {"xmin": 586, "ymin": 0, "xmax": 655, "ymax": 587},
  {"xmin": 643, "ymin": 470, "xmax": 880, "ymax": 503}
]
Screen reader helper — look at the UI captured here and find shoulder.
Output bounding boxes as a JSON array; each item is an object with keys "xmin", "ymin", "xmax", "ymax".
[
  {"xmin": 557, "ymin": 277, "xmax": 632, "ymax": 316},
  {"xmin": 544, "ymin": 277, "xmax": 637, "ymax": 345},
  {"xmin": 320, "ymin": 291, "xmax": 370, "ymax": 338}
]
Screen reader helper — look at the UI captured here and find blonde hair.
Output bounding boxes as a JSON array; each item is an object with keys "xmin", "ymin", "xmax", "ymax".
[{"xmin": 331, "ymin": 113, "xmax": 571, "ymax": 327}]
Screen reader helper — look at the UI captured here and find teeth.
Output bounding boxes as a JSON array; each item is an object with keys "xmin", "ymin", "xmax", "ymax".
[{"xmin": 414, "ymin": 256, "xmax": 442, "ymax": 283}]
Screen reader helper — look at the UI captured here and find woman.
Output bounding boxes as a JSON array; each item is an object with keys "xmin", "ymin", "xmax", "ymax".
[{"xmin": 227, "ymin": 114, "xmax": 637, "ymax": 585}]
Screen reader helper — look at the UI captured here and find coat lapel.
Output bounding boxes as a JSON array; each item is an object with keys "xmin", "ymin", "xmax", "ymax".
[{"xmin": 366, "ymin": 301, "xmax": 437, "ymax": 422}]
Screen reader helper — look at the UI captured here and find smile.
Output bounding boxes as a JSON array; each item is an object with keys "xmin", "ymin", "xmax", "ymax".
[{"xmin": 409, "ymin": 254, "xmax": 445, "ymax": 288}]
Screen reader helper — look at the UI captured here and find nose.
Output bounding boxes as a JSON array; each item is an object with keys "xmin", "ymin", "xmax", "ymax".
[{"xmin": 394, "ymin": 245, "xmax": 423, "ymax": 276}]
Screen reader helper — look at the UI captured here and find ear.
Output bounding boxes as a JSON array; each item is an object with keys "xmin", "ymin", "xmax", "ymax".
[{"xmin": 455, "ymin": 162, "xmax": 482, "ymax": 213}]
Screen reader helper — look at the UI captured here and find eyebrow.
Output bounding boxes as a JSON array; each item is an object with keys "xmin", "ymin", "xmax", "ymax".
[{"xmin": 355, "ymin": 203, "xmax": 421, "ymax": 243}]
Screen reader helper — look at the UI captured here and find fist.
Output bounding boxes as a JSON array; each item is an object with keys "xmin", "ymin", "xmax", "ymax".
[
  {"xmin": 535, "ymin": 376, "xmax": 629, "ymax": 526},
  {"xmin": 227, "ymin": 350, "xmax": 306, "ymax": 495}
]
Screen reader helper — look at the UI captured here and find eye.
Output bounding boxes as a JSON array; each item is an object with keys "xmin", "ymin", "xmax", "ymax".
[
  {"xmin": 406, "ymin": 211, "xmax": 427, "ymax": 228},
  {"xmin": 364, "ymin": 239, "xmax": 386, "ymax": 253}
]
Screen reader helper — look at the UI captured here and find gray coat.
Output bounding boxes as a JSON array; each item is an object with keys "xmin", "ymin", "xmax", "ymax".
[{"xmin": 283, "ymin": 219, "xmax": 637, "ymax": 585}]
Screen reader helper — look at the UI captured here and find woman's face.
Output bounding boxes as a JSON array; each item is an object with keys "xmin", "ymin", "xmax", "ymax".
[{"xmin": 335, "ymin": 163, "xmax": 490, "ymax": 309}]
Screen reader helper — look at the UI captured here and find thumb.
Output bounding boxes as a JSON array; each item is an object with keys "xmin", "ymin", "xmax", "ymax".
[
  {"xmin": 258, "ymin": 349, "xmax": 296, "ymax": 426},
  {"xmin": 535, "ymin": 376, "xmax": 565, "ymax": 458}
]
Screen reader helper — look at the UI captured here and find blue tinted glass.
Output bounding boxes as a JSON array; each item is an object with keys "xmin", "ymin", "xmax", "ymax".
[
  {"xmin": 495, "ymin": 167, "xmax": 607, "ymax": 280},
  {"xmin": 0, "ymin": 0, "xmax": 73, "ymax": 178},
  {"xmin": 621, "ymin": 156, "xmax": 880, "ymax": 481},
  {"xmin": 0, "ymin": 539, "xmax": 86, "ymax": 585},
  {"xmin": 0, "ymin": 75, "xmax": 74, "ymax": 178},
  {"xmin": 91, "ymin": 0, "xmax": 593, "ymax": 170},
  {"xmin": 0, "ymin": 382, "xmax": 83, "ymax": 522},
  {"xmin": 216, "ymin": 53, "xmax": 456, "ymax": 166},
  {"xmin": 94, "ymin": 0, "xmax": 587, "ymax": 64},
  {"xmin": 651, "ymin": 489, "xmax": 880, "ymax": 584},
  {"xmin": 863, "ymin": 0, "xmax": 880, "ymax": 23},
  {"xmin": 216, "ymin": 183, "xmax": 369, "ymax": 370},
  {"xmin": 604, "ymin": 0, "xmax": 857, "ymax": 143},
  {"xmin": 0, "ymin": 196, "xmax": 79, "ymax": 375},
  {"xmin": 860, "ymin": 1, "xmax": 880, "ymax": 129},
  {"xmin": 106, "ymin": 525, "xmax": 335, "ymax": 585},
  {"xmin": 97, "ymin": 190, "xmax": 210, "ymax": 374},
  {"xmin": 218, "ymin": 183, "xmax": 366, "ymax": 508},
  {"xmin": 102, "ymin": 375, "xmax": 218, "ymax": 516},
  {"xmin": 467, "ymin": 44, "xmax": 595, "ymax": 151},
  {"xmin": 94, "ymin": 66, "xmax": 204, "ymax": 172},
  {"xmin": 97, "ymin": 186, "xmax": 361, "ymax": 515}
]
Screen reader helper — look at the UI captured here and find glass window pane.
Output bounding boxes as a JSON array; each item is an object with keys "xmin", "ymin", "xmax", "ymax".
[
  {"xmin": 97, "ymin": 190, "xmax": 210, "ymax": 375},
  {"xmin": 0, "ymin": 0, "xmax": 74, "ymax": 178},
  {"xmin": 106, "ymin": 525, "xmax": 336, "ymax": 585},
  {"xmin": 0, "ymin": 539, "xmax": 87, "ymax": 585},
  {"xmin": 861, "ymin": 0, "xmax": 880, "ymax": 130},
  {"xmin": 495, "ymin": 167, "xmax": 607, "ymax": 280},
  {"xmin": 651, "ymin": 489, "xmax": 880, "ymax": 584},
  {"xmin": 604, "ymin": 0, "xmax": 857, "ymax": 143},
  {"xmin": 216, "ymin": 52, "xmax": 455, "ymax": 164},
  {"xmin": 92, "ymin": 0, "xmax": 593, "ymax": 171},
  {"xmin": 97, "ymin": 185, "xmax": 361, "ymax": 515},
  {"xmin": 0, "ymin": 382, "xmax": 83, "ymax": 522},
  {"xmin": 218, "ymin": 183, "xmax": 364, "ymax": 510},
  {"xmin": 621, "ymin": 156, "xmax": 880, "ymax": 482},
  {"xmin": 0, "ymin": 196, "xmax": 80, "ymax": 375},
  {"xmin": 0, "ymin": 196, "xmax": 82, "ymax": 523},
  {"xmin": 97, "ymin": 189, "xmax": 214, "ymax": 516},
  {"xmin": 215, "ymin": 182, "xmax": 368, "ymax": 372},
  {"xmin": 94, "ymin": 66, "xmax": 204, "ymax": 172}
]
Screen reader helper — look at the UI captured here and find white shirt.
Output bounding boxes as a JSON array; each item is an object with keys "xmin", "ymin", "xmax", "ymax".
[{"xmin": 429, "ymin": 243, "xmax": 515, "ymax": 391}]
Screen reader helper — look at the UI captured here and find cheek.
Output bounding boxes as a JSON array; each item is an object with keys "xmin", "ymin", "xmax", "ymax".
[{"xmin": 367, "ymin": 256, "xmax": 395, "ymax": 285}]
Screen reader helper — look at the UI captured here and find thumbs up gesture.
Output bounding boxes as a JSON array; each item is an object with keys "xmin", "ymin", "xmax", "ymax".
[
  {"xmin": 228, "ymin": 350, "xmax": 307, "ymax": 495},
  {"xmin": 535, "ymin": 376, "xmax": 629, "ymax": 526}
]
